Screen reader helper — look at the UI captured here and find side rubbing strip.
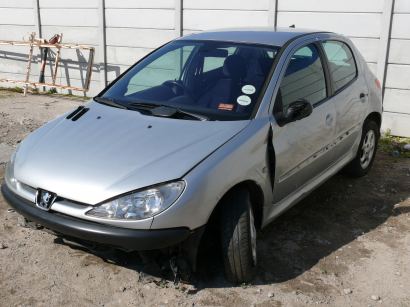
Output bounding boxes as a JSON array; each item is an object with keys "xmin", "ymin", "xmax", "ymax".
[
  {"xmin": 71, "ymin": 108, "xmax": 89, "ymax": 121},
  {"xmin": 66, "ymin": 106, "xmax": 84, "ymax": 119}
]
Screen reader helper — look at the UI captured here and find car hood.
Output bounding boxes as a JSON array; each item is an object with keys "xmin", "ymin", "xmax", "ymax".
[{"xmin": 14, "ymin": 102, "xmax": 248, "ymax": 204}]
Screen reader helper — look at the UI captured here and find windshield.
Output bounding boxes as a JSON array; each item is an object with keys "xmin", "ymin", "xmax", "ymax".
[{"xmin": 99, "ymin": 40, "xmax": 279, "ymax": 121}]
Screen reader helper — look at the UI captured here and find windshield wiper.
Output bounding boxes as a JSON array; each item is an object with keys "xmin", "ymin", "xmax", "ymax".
[
  {"xmin": 174, "ymin": 108, "xmax": 209, "ymax": 121},
  {"xmin": 93, "ymin": 97, "xmax": 128, "ymax": 110},
  {"xmin": 151, "ymin": 106, "xmax": 208, "ymax": 121},
  {"xmin": 129, "ymin": 102, "xmax": 208, "ymax": 121}
]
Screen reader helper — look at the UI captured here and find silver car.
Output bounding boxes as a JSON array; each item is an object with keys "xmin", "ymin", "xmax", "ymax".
[{"xmin": 2, "ymin": 28, "xmax": 382, "ymax": 283}]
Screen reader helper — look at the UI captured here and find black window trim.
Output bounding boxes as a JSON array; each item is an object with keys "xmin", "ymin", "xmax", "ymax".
[
  {"xmin": 319, "ymin": 39, "xmax": 359, "ymax": 98},
  {"xmin": 311, "ymin": 41, "xmax": 332, "ymax": 109}
]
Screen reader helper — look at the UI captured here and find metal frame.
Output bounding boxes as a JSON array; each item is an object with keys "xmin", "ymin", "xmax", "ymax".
[{"xmin": 0, "ymin": 32, "xmax": 95, "ymax": 96}]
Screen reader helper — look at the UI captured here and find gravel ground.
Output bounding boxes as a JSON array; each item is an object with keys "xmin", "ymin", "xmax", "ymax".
[{"xmin": 0, "ymin": 90, "xmax": 410, "ymax": 307}]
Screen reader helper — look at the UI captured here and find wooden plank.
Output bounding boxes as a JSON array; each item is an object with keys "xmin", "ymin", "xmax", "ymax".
[
  {"xmin": 183, "ymin": 0, "xmax": 269, "ymax": 10},
  {"xmin": 105, "ymin": 9, "xmax": 174, "ymax": 29},
  {"xmin": 40, "ymin": 8, "xmax": 99, "ymax": 27},
  {"xmin": 106, "ymin": 28, "xmax": 175, "ymax": 48},
  {"xmin": 105, "ymin": 0, "xmax": 174, "ymax": 9},
  {"xmin": 278, "ymin": 0, "xmax": 384, "ymax": 13},
  {"xmin": 382, "ymin": 112, "xmax": 410, "ymax": 137},
  {"xmin": 52, "ymin": 47, "xmax": 61, "ymax": 85},
  {"xmin": 184, "ymin": 10, "xmax": 268, "ymax": 31},
  {"xmin": 39, "ymin": 0, "xmax": 99, "ymax": 8},
  {"xmin": 384, "ymin": 88, "xmax": 410, "ymax": 114},
  {"xmin": 385, "ymin": 64, "xmax": 410, "ymax": 90},
  {"xmin": 389, "ymin": 39, "xmax": 410, "ymax": 65},
  {"xmin": 24, "ymin": 33, "xmax": 35, "ymax": 96},
  {"xmin": 276, "ymin": 12, "xmax": 382, "ymax": 38},
  {"xmin": 106, "ymin": 46, "xmax": 152, "ymax": 66},
  {"xmin": 0, "ymin": 8, "xmax": 34, "ymax": 25},
  {"xmin": 391, "ymin": 14, "xmax": 410, "ymax": 39},
  {"xmin": 394, "ymin": 0, "xmax": 410, "ymax": 13}
]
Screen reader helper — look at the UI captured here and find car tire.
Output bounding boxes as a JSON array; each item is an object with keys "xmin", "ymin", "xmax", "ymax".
[
  {"xmin": 343, "ymin": 120, "xmax": 379, "ymax": 177},
  {"xmin": 219, "ymin": 189, "xmax": 257, "ymax": 283}
]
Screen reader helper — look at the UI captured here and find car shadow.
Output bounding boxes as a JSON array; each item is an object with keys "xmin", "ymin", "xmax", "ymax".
[{"xmin": 52, "ymin": 153, "xmax": 410, "ymax": 289}]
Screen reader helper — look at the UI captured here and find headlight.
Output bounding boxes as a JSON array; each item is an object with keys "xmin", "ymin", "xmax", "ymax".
[
  {"xmin": 86, "ymin": 181, "xmax": 185, "ymax": 220},
  {"xmin": 5, "ymin": 146, "xmax": 18, "ymax": 189}
]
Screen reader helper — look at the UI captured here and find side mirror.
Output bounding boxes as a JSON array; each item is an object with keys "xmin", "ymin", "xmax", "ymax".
[{"xmin": 279, "ymin": 99, "xmax": 313, "ymax": 125}]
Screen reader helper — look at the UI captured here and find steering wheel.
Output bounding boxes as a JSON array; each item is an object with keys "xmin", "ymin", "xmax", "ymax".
[{"xmin": 163, "ymin": 80, "xmax": 186, "ymax": 96}]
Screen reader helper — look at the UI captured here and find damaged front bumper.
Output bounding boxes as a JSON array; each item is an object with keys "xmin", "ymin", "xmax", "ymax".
[{"xmin": 1, "ymin": 182, "xmax": 203, "ymax": 252}]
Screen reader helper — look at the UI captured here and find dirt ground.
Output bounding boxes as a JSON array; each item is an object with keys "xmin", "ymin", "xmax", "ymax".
[{"xmin": 0, "ymin": 90, "xmax": 409, "ymax": 307}]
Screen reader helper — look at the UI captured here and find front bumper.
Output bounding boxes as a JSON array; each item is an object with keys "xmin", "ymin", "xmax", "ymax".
[{"xmin": 1, "ymin": 183, "xmax": 193, "ymax": 251}]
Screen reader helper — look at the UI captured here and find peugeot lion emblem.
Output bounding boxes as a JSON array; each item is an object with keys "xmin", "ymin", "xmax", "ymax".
[{"xmin": 35, "ymin": 189, "xmax": 57, "ymax": 211}]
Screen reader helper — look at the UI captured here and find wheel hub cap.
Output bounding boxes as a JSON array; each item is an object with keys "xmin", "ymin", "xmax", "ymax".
[{"xmin": 360, "ymin": 130, "xmax": 376, "ymax": 169}]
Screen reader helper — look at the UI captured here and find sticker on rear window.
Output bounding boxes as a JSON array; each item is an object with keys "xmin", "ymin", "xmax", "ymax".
[
  {"xmin": 218, "ymin": 103, "xmax": 234, "ymax": 111},
  {"xmin": 241, "ymin": 85, "xmax": 256, "ymax": 95},
  {"xmin": 237, "ymin": 95, "xmax": 251, "ymax": 106}
]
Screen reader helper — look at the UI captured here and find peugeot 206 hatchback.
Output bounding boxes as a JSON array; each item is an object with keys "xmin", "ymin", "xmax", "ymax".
[{"xmin": 2, "ymin": 28, "xmax": 382, "ymax": 283}]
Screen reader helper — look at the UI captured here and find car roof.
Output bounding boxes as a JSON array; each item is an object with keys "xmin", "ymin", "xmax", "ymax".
[{"xmin": 178, "ymin": 27, "xmax": 331, "ymax": 47}]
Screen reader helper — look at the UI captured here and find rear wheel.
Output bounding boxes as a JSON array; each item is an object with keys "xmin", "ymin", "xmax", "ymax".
[
  {"xmin": 219, "ymin": 189, "xmax": 257, "ymax": 283},
  {"xmin": 344, "ymin": 120, "xmax": 379, "ymax": 177}
]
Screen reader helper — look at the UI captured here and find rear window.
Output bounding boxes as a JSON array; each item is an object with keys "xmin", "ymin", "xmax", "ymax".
[{"xmin": 322, "ymin": 41, "xmax": 357, "ymax": 92}]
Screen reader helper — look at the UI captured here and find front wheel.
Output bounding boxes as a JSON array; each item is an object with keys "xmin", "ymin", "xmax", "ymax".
[
  {"xmin": 219, "ymin": 189, "xmax": 257, "ymax": 283},
  {"xmin": 344, "ymin": 120, "xmax": 379, "ymax": 177}
]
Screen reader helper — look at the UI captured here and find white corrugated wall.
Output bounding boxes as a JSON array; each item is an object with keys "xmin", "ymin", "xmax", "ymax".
[
  {"xmin": 383, "ymin": 0, "xmax": 410, "ymax": 137},
  {"xmin": 0, "ymin": 0, "xmax": 408, "ymax": 136}
]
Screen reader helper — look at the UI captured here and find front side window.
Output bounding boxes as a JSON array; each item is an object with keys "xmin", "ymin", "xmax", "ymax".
[
  {"xmin": 322, "ymin": 41, "xmax": 357, "ymax": 92},
  {"xmin": 275, "ymin": 44, "xmax": 327, "ymax": 113},
  {"xmin": 101, "ymin": 40, "xmax": 279, "ymax": 121}
]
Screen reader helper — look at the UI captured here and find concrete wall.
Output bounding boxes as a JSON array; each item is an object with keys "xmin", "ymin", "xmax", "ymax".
[
  {"xmin": 383, "ymin": 0, "xmax": 410, "ymax": 137},
  {"xmin": 0, "ymin": 0, "xmax": 408, "ymax": 136}
]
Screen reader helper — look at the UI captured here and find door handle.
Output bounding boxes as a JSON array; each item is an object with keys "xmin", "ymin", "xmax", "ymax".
[{"xmin": 359, "ymin": 93, "xmax": 368, "ymax": 100}]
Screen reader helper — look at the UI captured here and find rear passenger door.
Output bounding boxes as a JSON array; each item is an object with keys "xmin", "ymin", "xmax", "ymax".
[
  {"xmin": 271, "ymin": 42, "xmax": 338, "ymax": 202},
  {"xmin": 320, "ymin": 40, "xmax": 368, "ymax": 156}
]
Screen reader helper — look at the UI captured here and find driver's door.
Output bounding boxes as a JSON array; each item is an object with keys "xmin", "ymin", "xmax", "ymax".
[{"xmin": 271, "ymin": 42, "xmax": 337, "ymax": 202}]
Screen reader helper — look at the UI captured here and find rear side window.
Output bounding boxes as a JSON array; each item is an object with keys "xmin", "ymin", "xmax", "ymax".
[{"xmin": 322, "ymin": 41, "xmax": 357, "ymax": 92}]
